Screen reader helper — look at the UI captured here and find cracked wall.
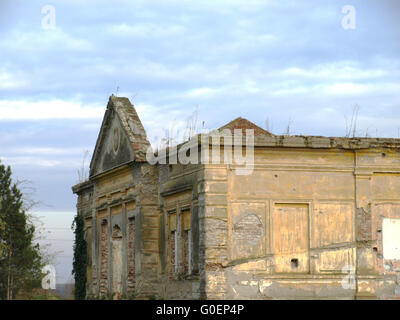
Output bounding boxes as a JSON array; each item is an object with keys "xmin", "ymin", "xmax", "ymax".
[
  {"xmin": 74, "ymin": 137, "xmax": 400, "ymax": 299},
  {"xmin": 200, "ymin": 148, "xmax": 400, "ymax": 299}
]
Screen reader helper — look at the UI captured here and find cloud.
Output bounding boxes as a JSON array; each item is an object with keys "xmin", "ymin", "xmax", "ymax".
[
  {"xmin": 0, "ymin": 100, "xmax": 105, "ymax": 120},
  {"xmin": 280, "ymin": 64, "xmax": 389, "ymax": 81},
  {"xmin": 134, "ymin": 102, "xmax": 190, "ymax": 146},
  {"xmin": 3, "ymin": 146, "xmax": 86, "ymax": 156},
  {"xmin": 0, "ymin": 0, "xmax": 399, "ymax": 285},
  {"xmin": 323, "ymin": 82, "xmax": 400, "ymax": 96},
  {"xmin": 0, "ymin": 69, "xmax": 28, "ymax": 89},
  {"xmin": 1, "ymin": 28, "xmax": 93, "ymax": 53},
  {"xmin": 1, "ymin": 148, "xmax": 88, "ymax": 168},
  {"xmin": 106, "ymin": 23, "xmax": 185, "ymax": 37},
  {"xmin": 2, "ymin": 156, "xmax": 63, "ymax": 167},
  {"xmin": 0, "ymin": 0, "xmax": 399, "ymax": 198}
]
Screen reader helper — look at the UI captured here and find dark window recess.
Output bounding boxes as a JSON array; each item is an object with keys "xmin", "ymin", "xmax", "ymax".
[{"xmin": 291, "ymin": 258, "xmax": 299, "ymax": 268}]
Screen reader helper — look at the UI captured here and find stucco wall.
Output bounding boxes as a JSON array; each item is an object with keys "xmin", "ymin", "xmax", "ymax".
[
  {"xmin": 74, "ymin": 144, "xmax": 400, "ymax": 300},
  {"xmin": 199, "ymin": 147, "xmax": 400, "ymax": 299}
]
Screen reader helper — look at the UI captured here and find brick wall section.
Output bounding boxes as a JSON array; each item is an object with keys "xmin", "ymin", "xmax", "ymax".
[
  {"xmin": 357, "ymin": 207, "xmax": 372, "ymax": 241},
  {"xmin": 182, "ymin": 230, "xmax": 189, "ymax": 274},
  {"xmin": 168, "ymin": 231, "xmax": 176, "ymax": 280},
  {"xmin": 233, "ymin": 214, "xmax": 263, "ymax": 242},
  {"xmin": 127, "ymin": 218, "xmax": 136, "ymax": 292},
  {"xmin": 99, "ymin": 221, "xmax": 108, "ymax": 296}
]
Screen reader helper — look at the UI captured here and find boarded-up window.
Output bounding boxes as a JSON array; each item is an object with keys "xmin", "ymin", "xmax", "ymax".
[
  {"xmin": 313, "ymin": 203, "xmax": 353, "ymax": 247},
  {"xmin": 168, "ymin": 209, "xmax": 192, "ymax": 276},
  {"xmin": 383, "ymin": 218, "xmax": 400, "ymax": 260},
  {"xmin": 273, "ymin": 203, "xmax": 309, "ymax": 273},
  {"xmin": 168, "ymin": 212, "xmax": 177, "ymax": 274},
  {"xmin": 182, "ymin": 210, "xmax": 192, "ymax": 275}
]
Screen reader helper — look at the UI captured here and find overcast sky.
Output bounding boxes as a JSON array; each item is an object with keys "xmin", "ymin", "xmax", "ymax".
[{"xmin": 1, "ymin": 0, "xmax": 399, "ymax": 283}]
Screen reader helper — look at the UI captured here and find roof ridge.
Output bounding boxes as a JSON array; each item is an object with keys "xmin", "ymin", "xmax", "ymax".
[{"xmin": 218, "ymin": 117, "xmax": 274, "ymax": 136}]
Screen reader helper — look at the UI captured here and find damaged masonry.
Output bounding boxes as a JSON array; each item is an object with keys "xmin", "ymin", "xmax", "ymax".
[{"xmin": 72, "ymin": 95, "xmax": 400, "ymax": 299}]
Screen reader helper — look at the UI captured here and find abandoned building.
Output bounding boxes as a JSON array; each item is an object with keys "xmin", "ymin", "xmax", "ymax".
[{"xmin": 72, "ymin": 95, "xmax": 400, "ymax": 299}]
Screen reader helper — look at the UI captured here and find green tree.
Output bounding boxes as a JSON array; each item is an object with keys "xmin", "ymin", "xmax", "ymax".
[
  {"xmin": 0, "ymin": 160, "xmax": 43, "ymax": 300},
  {"xmin": 72, "ymin": 213, "xmax": 87, "ymax": 300},
  {"xmin": 0, "ymin": 203, "xmax": 5, "ymax": 256}
]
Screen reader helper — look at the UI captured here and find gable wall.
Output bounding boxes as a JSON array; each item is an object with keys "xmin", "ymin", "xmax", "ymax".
[{"xmin": 91, "ymin": 109, "xmax": 135, "ymax": 177}]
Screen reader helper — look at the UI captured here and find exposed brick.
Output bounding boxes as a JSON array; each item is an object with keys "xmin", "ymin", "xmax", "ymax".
[
  {"xmin": 99, "ymin": 220, "xmax": 108, "ymax": 296},
  {"xmin": 127, "ymin": 218, "xmax": 136, "ymax": 292},
  {"xmin": 357, "ymin": 208, "xmax": 372, "ymax": 241},
  {"xmin": 168, "ymin": 231, "xmax": 176, "ymax": 280}
]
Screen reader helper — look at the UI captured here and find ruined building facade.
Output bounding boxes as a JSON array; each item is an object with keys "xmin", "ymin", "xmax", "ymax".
[{"xmin": 73, "ymin": 96, "xmax": 400, "ymax": 299}]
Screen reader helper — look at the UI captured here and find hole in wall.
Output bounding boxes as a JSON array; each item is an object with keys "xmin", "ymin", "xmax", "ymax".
[
  {"xmin": 112, "ymin": 224, "xmax": 122, "ymax": 238},
  {"xmin": 291, "ymin": 258, "xmax": 299, "ymax": 268}
]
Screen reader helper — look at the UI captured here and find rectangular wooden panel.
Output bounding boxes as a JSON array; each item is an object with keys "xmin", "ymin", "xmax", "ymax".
[
  {"xmin": 126, "ymin": 200, "xmax": 136, "ymax": 212},
  {"xmin": 273, "ymin": 203, "xmax": 309, "ymax": 273},
  {"xmin": 315, "ymin": 247, "xmax": 355, "ymax": 273},
  {"xmin": 169, "ymin": 213, "xmax": 177, "ymax": 231},
  {"xmin": 182, "ymin": 210, "xmax": 191, "ymax": 231},
  {"xmin": 313, "ymin": 203, "xmax": 354, "ymax": 247}
]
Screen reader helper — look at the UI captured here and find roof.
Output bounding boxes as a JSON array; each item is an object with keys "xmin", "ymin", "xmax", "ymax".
[
  {"xmin": 87, "ymin": 97, "xmax": 400, "ymax": 178},
  {"xmin": 246, "ymin": 135, "xmax": 400, "ymax": 150},
  {"xmin": 218, "ymin": 117, "xmax": 274, "ymax": 136}
]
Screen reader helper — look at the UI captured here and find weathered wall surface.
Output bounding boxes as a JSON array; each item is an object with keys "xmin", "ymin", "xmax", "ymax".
[
  {"xmin": 72, "ymin": 96, "xmax": 159, "ymax": 299},
  {"xmin": 72, "ymin": 96, "xmax": 400, "ymax": 300},
  {"xmin": 74, "ymin": 162, "xmax": 159, "ymax": 299},
  {"xmin": 371, "ymin": 171, "xmax": 400, "ymax": 299},
  {"xmin": 197, "ymin": 147, "xmax": 400, "ymax": 299},
  {"xmin": 135, "ymin": 163, "xmax": 160, "ymax": 297},
  {"xmin": 74, "ymin": 144, "xmax": 400, "ymax": 300},
  {"xmin": 158, "ymin": 163, "xmax": 203, "ymax": 299},
  {"xmin": 91, "ymin": 109, "xmax": 135, "ymax": 177}
]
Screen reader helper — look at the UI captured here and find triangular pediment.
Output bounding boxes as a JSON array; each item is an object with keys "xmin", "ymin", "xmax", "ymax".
[{"xmin": 89, "ymin": 96, "xmax": 151, "ymax": 177}]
